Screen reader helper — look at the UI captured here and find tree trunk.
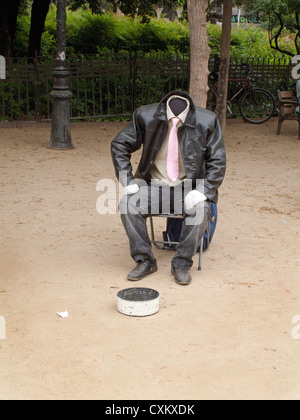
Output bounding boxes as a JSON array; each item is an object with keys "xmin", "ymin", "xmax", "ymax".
[
  {"xmin": 27, "ymin": 0, "xmax": 51, "ymax": 59},
  {"xmin": 0, "ymin": 0, "xmax": 21, "ymax": 58},
  {"xmin": 187, "ymin": 0, "xmax": 210, "ymax": 108},
  {"xmin": 215, "ymin": 0, "xmax": 233, "ymax": 133}
]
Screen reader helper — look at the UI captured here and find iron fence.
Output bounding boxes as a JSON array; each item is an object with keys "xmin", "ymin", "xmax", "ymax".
[{"xmin": 0, "ymin": 53, "xmax": 294, "ymax": 122}]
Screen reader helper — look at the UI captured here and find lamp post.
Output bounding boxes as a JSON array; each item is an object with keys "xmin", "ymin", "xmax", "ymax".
[{"xmin": 48, "ymin": 0, "xmax": 74, "ymax": 149}]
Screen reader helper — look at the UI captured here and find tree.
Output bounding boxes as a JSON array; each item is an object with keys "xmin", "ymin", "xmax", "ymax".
[
  {"xmin": 28, "ymin": 0, "xmax": 51, "ymax": 58},
  {"xmin": 0, "ymin": 0, "xmax": 21, "ymax": 58},
  {"xmin": 242, "ymin": 0, "xmax": 300, "ymax": 57},
  {"xmin": 187, "ymin": 0, "xmax": 211, "ymax": 108},
  {"xmin": 215, "ymin": 0, "xmax": 233, "ymax": 133}
]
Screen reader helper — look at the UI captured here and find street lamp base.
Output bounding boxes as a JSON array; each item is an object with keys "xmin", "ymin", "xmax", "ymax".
[
  {"xmin": 48, "ymin": 123, "xmax": 74, "ymax": 150},
  {"xmin": 48, "ymin": 90, "xmax": 74, "ymax": 150},
  {"xmin": 47, "ymin": 142, "xmax": 74, "ymax": 150}
]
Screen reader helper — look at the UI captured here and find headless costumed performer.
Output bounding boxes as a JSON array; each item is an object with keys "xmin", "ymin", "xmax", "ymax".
[{"xmin": 111, "ymin": 91, "xmax": 226, "ymax": 285}]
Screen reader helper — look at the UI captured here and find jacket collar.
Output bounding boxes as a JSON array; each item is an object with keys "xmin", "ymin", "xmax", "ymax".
[{"xmin": 153, "ymin": 90, "xmax": 197, "ymax": 128}]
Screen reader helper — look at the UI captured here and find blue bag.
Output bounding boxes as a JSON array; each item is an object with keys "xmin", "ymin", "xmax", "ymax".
[
  {"xmin": 203, "ymin": 201, "xmax": 218, "ymax": 249},
  {"xmin": 163, "ymin": 202, "xmax": 218, "ymax": 250}
]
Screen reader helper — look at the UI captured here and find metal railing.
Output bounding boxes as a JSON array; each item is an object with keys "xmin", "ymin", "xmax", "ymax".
[{"xmin": 0, "ymin": 53, "xmax": 293, "ymax": 122}]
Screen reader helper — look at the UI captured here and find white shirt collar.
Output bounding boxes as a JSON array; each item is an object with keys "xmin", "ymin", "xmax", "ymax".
[{"xmin": 166, "ymin": 95, "xmax": 190, "ymax": 124}]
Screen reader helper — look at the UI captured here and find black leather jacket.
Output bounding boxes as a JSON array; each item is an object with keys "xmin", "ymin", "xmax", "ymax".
[{"xmin": 111, "ymin": 90, "xmax": 226, "ymax": 203}]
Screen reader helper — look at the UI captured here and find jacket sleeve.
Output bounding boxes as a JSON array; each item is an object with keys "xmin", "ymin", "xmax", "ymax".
[
  {"xmin": 201, "ymin": 117, "xmax": 226, "ymax": 202},
  {"xmin": 111, "ymin": 109, "xmax": 144, "ymax": 187}
]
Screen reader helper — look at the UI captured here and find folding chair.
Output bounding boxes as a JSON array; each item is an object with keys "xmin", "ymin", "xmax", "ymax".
[
  {"xmin": 148, "ymin": 214, "xmax": 210, "ymax": 271},
  {"xmin": 277, "ymin": 90, "xmax": 300, "ymax": 140}
]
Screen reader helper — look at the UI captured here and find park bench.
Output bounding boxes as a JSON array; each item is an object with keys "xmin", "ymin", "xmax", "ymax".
[{"xmin": 276, "ymin": 90, "xmax": 300, "ymax": 140}]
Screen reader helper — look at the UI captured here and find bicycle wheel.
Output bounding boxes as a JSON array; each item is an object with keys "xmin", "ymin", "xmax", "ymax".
[{"xmin": 239, "ymin": 88, "xmax": 275, "ymax": 124}]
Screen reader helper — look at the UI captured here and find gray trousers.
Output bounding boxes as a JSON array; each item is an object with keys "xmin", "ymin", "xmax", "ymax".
[{"xmin": 119, "ymin": 184, "xmax": 211, "ymax": 270}]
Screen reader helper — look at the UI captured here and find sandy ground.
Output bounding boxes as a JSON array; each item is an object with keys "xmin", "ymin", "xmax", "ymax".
[{"xmin": 0, "ymin": 117, "xmax": 299, "ymax": 400}]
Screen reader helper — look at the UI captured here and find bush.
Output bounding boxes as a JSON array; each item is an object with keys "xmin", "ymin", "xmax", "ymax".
[
  {"xmin": 207, "ymin": 23, "xmax": 296, "ymax": 62},
  {"xmin": 66, "ymin": 11, "xmax": 189, "ymax": 55},
  {"xmin": 13, "ymin": 5, "xmax": 295, "ymax": 60},
  {"xmin": 14, "ymin": 15, "xmax": 30, "ymax": 57},
  {"xmin": 14, "ymin": 6, "xmax": 189, "ymax": 57}
]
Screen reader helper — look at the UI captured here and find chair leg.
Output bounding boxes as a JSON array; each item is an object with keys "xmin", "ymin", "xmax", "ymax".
[
  {"xmin": 277, "ymin": 118, "xmax": 283, "ymax": 135},
  {"xmin": 198, "ymin": 237, "xmax": 203, "ymax": 271},
  {"xmin": 206, "ymin": 224, "xmax": 210, "ymax": 250},
  {"xmin": 150, "ymin": 215, "xmax": 208, "ymax": 271},
  {"xmin": 298, "ymin": 116, "xmax": 300, "ymax": 140},
  {"xmin": 149, "ymin": 216, "xmax": 155, "ymax": 242}
]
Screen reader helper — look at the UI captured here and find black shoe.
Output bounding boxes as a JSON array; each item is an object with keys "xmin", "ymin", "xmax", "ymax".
[
  {"xmin": 171, "ymin": 266, "xmax": 191, "ymax": 285},
  {"xmin": 127, "ymin": 259, "xmax": 158, "ymax": 281}
]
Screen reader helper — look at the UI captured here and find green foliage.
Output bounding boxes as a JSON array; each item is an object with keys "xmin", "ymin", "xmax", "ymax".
[
  {"xmin": 50, "ymin": 5, "xmax": 189, "ymax": 55},
  {"xmin": 67, "ymin": 10, "xmax": 120, "ymax": 53},
  {"xmin": 207, "ymin": 23, "xmax": 296, "ymax": 61},
  {"xmin": 115, "ymin": 17, "xmax": 189, "ymax": 53},
  {"xmin": 14, "ymin": 14, "xmax": 31, "ymax": 56},
  {"xmin": 14, "ymin": 4, "xmax": 57, "ymax": 57},
  {"xmin": 241, "ymin": 0, "xmax": 300, "ymax": 56},
  {"xmin": 13, "ymin": 4, "xmax": 296, "ymax": 60}
]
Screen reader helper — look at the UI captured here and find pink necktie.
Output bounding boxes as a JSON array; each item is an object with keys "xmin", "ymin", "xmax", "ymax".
[{"xmin": 167, "ymin": 117, "xmax": 180, "ymax": 182}]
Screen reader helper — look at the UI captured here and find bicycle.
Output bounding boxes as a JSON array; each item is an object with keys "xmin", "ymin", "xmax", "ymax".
[{"xmin": 207, "ymin": 64, "xmax": 275, "ymax": 124}]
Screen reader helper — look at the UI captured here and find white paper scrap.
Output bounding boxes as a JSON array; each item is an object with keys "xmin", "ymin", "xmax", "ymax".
[
  {"xmin": 56, "ymin": 311, "xmax": 69, "ymax": 318},
  {"xmin": 0, "ymin": 316, "xmax": 6, "ymax": 339}
]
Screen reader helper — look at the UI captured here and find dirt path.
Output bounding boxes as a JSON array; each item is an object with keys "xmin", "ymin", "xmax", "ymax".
[{"xmin": 0, "ymin": 118, "xmax": 299, "ymax": 400}]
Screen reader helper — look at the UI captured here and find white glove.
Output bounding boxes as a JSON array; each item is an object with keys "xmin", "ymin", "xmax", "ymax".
[
  {"xmin": 124, "ymin": 183, "xmax": 140, "ymax": 195},
  {"xmin": 185, "ymin": 190, "xmax": 207, "ymax": 211}
]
